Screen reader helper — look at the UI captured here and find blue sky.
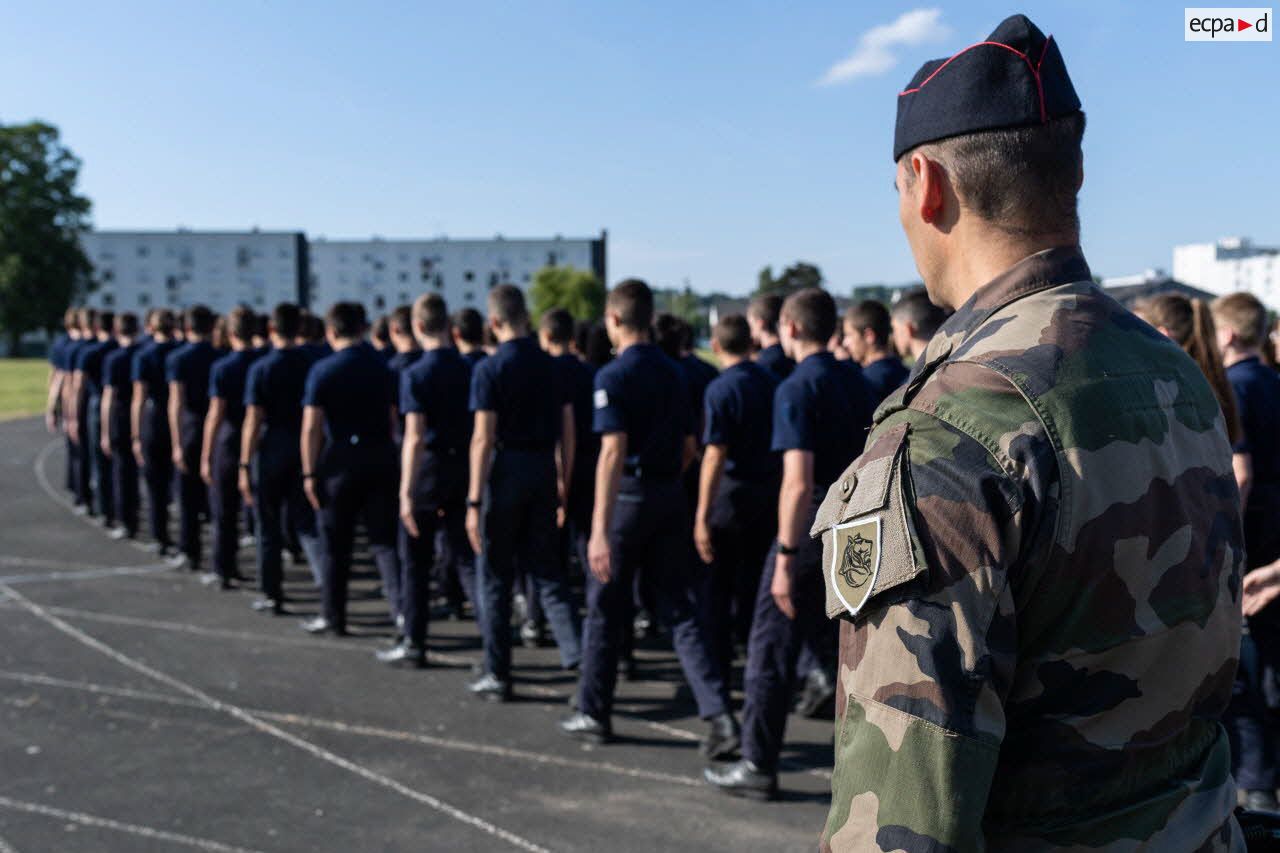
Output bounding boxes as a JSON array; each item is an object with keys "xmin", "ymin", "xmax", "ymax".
[{"xmin": 1, "ymin": 1, "xmax": 1275, "ymax": 295}]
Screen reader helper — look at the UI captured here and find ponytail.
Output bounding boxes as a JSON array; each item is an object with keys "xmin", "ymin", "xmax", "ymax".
[{"xmin": 1188, "ymin": 299, "xmax": 1244, "ymax": 447}]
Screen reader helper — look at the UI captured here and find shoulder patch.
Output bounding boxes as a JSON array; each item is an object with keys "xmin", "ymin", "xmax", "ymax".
[
  {"xmin": 593, "ymin": 388, "xmax": 609, "ymax": 409},
  {"xmin": 811, "ymin": 421, "xmax": 924, "ymax": 618}
]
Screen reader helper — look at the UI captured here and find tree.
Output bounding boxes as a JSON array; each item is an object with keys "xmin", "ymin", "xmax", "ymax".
[
  {"xmin": 528, "ymin": 265, "xmax": 605, "ymax": 322},
  {"xmin": 0, "ymin": 121, "xmax": 93, "ymax": 354},
  {"xmin": 755, "ymin": 261, "xmax": 823, "ymax": 296},
  {"xmin": 655, "ymin": 286, "xmax": 707, "ymax": 339}
]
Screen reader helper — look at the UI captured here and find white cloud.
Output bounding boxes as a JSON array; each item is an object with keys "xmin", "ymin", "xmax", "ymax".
[{"xmin": 817, "ymin": 8, "xmax": 950, "ymax": 86}]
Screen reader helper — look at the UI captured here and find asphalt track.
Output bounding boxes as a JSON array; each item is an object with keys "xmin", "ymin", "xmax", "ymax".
[{"xmin": 0, "ymin": 417, "xmax": 833, "ymax": 852}]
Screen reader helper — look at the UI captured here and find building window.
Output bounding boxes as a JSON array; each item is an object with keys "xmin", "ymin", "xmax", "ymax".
[
  {"xmin": 166, "ymin": 275, "xmax": 179, "ymax": 291},
  {"xmin": 398, "ymin": 272, "xmax": 408, "ymax": 283},
  {"xmin": 434, "ymin": 274, "xmax": 444, "ymax": 290},
  {"xmin": 374, "ymin": 295, "xmax": 386, "ymax": 309},
  {"xmin": 137, "ymin": 245, "xmax": 149, "ymax": 258},
  {"xmin": 464, "ymin": 270, "xmax": 475, "ymax": 282},
  {"xmin": 237, "ymin": 247, "xmax": 251, "ymax": 269},
  {"xmin": 102, "ymin": 293, "xmax": 115, "ymax": 307},
  {"xmin": 398, "ymin": 292, "xmax": 409, "ymax": 304},
  {"xmin": 547, "ymin": 252, "xmax": 557, "ymax": 266},
  {"xmin": 464, "ymin": 291, "xmax": 474, "ymax": 302},
  {"xmin": 101, "ymin": 269, "xmax": 115, "ymax": 283},
  {"xmin": 522, "ymin": 273, "xmax": 531, "ymax": 283},
  {"xmin": 137, "ymin": 293, "xmax": 150, "ymax": 306},
  {"xmin": 488, "ymin": 272, "xmax": 500, "ymax": 288}
]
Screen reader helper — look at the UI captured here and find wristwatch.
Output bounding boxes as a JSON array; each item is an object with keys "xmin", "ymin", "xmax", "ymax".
[
  {"xmin": 467, "ymin": 499, "xmax": 483, "ymax": 509},
  {"xmin": 776, "ymin": 541, "xmax": 800, "ymax": 556}
]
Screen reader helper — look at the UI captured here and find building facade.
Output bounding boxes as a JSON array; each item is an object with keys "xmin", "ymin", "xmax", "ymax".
[
  {"xmin": 306, "ymin": 233, "xmax": 606, "ymax": 317},
  {"xmin": 80, "ymin": 230, "xmax": 308, "ymax": 314},
  {"xmin": 1172, "ymin": 237, "xmax": 1280, "ymax": 305},
  {"xmin": 79, "ymin": 229, "xmax": 608, "ymax": 318}
]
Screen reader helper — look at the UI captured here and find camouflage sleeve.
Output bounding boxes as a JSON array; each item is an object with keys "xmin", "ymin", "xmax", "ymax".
[{"xmin": 818, "ymin": 363, "xmax": 1052, "ymax": 853}]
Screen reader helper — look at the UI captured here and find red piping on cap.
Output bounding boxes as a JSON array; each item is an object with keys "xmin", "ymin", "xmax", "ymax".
[{"xmin": 898, "ymin": 37, "xmax": 1049, "ymax": 124}]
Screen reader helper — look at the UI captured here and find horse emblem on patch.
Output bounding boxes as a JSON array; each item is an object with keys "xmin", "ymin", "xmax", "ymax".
[{"xmin": 830, "ymin": 515, "xmax": 881, "ymax": 616}]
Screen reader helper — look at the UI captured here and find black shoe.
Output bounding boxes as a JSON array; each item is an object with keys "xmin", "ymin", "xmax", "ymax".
[
  {"xmin": 704, "ymin": 760, "xmax": 777, "ymax": 800},
  {"xmin": 559, "ymin": 711, "xmax": 612, "ymax": 744},
  {"xmin": 795, "ymin": 668, "xmax": 836, "ymax": 719},
  {"xmin": 519, "ymin": 620, "xmax": 544, "ymax": 649},
  {"xmin": 701, "ymin": 712, "xmax": 741, "ymax": 760},
  {"xmin": 1245, "ymin": 789, "xmax": 1280, "ymax": 813},
  {"xmin": 376, "ymin": 642, "xmax": 427, "ymax": 669},
  {"xmin": 251, "ymin": 597, "xmax": 284, "ymax": 615},
  {"xmin": 467, "ymin": 673, "xmax": 512, "ymax": 702},
  {"xmin": 301, "ymin": 617, "xmax": 347, "ymax": 636}
]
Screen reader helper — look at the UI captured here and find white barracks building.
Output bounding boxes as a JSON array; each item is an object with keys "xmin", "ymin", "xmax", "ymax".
[
  {"xmin": 79, "ymin": 229, "xmax": 608, "ymax": 317},
  {"xmin": 1173, "ymin": 237, "xmax": 1280, "ymax": 306},
  {"xmin": 307, "ymin": 233, "xmax": 606, "ymax": 317},
  {"xmin": 80, "ymin": 230, "xmax": 307, "ymax": 313}
]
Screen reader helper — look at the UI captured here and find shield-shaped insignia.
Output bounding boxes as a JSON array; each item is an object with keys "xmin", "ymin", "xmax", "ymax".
[{"xmin": 829, "ymin": 515, "xmax": 881, "ymax": 616}]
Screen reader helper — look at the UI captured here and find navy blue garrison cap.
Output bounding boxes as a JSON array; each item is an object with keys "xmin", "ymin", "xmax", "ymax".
[{"xmin": 893, "ymin": 14, "xmax": 1081, "ymax": 161}]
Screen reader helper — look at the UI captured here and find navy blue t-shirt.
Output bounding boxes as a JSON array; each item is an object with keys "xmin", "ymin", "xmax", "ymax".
[
  {"xmin": 102, "ymin": 342, "xmax": 139, "ymax": 441},
  {"xmin": 132, "ymin": 339, "xmax": 182, "ymax": 409},
  {"xmin": 209, "ymin": 349, "xmax": 262, "ymax": 431},
  {"xmin": 302, "ymin": 342, "xmax": 396, "ymax": 448},
  {"xmin": 400, "ymin": 347, "xmax": 472, "ymax": 453},
  {"xmin": 470, "ymin": 336, "xmax": 566, "ymax": 449},
  {"xmin": 387, "ymin": 349, "xmax": 422, "ymax": 378},
  {"xmin": 76, "ymin": 339, "xmax": 118, "ymax": 398},
  {"xmin": 703, "ymin": 360, "xmax": 779, "ymax": 482},
  {"xmin": 244, "ymin": 346, "xmax": 312, "ymax": 437},
  {"xmin": 593, "ymin": 343, "xmax": 693, "ymax": 478},
  {"xmin": 1228, "ymin": 357, "xmax": 1280, "ymax": 487},
  {"xmin": 49, "ymin": 334, "xmax": 69, "ymax": 370},
  {"xmin": 553, "ymin": 352, "xmax": 599, "ymax": 486},
  {"xmin": 165, "ymin": 341, "xmax": 220, "ymax": 417},
  {"xmin": 756, "ymin": 343, "xmax": 794, "ymax": 384},
  {"xmin": 771, "ymin": 351, "xmax": 875, "ymax": 490},
  {"xmin": 463, "ymin": 350, "xmax": 488, "ymax": 370},
  {"xmin": 861, "ymin": 355, "xmax": 909, "ymax": 405}
]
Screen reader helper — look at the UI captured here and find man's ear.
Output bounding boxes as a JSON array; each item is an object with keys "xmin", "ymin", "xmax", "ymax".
[{"xmin": 911, "ymin": 151, "xmax": 946, "ymax": 225}]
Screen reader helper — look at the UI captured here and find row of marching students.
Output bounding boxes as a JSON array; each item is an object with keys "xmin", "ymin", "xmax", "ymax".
[{"xmin": 44, "ymin": 278, "xmax": 942, "ymax": 797}]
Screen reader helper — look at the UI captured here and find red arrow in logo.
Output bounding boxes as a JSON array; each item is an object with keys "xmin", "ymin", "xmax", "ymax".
[{"xmin": 1239, "ymin": 18, "xmax": 1253, "ymax": 30}]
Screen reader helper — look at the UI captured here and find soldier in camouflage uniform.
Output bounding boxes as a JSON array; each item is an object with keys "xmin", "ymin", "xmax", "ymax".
[{"xmin": 818, "ymin": 15, "xmax": 1245, "ymax": 851}]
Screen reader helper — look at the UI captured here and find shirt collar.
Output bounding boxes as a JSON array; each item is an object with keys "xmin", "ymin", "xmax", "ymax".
[{"xmin": 913, "ymin": 245, "xmax": 1091, "ymax": 374}]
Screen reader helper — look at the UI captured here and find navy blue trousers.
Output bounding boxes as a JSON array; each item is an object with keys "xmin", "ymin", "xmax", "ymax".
[
  {"xmin": 108, "ymin": 427, "xmax": 139, "ymax": 537},
  {"xmin": 253, "ymin": 435, "xmax": 324, "ymax": 602},
  {"xmin": 1226, "ymin": 628, "xmax": 1278, "ymax": 791},
  {"xmin": 316, "ymin": 445, "xmax": 400, "ymax": 631},
  {"xmin": 577, "ymin": 476, "xmax": 728, "ymax": 721},
  {"xmin": 87, "ymin": 395, "xmax": 115, "ymax": 523},
  {"xmin": 209, "ymin": 426, "xmax": 242, "ymax": 580},
  {"xmin": 73, "ymin": 403, "xmax": 92, "ymax": 509},
  {"xmin": 477, "ymin": 449, "xmax": 581, "ymax": 678},
  {"xmin": 174, "ymin": 411, "xmax": 206, "ymax": 568},
  {"xmin": 700, "ymin": 475, "xmax": 777, "ymax": 677},
  {"xmin": 399, "ymin": 448, "xmax": 474, "ymax": 648},
  {"xmin": 140, "ymin": 405, "xmax": 174, "ymax": 548},
  {"xmin": 741, "ymin": 503, "xmax": 827, "ymax": 773}
]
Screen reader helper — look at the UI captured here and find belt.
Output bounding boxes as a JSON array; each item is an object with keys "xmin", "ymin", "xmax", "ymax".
[
  {"xmin": 622, "ymin": 463, "xmax": 679, "ymax": 481},
  {"xmin": 496, "ymin": 440, "xmax": 554, "ymax": 453}
]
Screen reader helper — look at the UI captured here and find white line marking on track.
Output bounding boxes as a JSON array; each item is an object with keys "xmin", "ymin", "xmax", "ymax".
[
  {"xmin": 33, "ymin": 440, "xmax": 157, "ymax": 559},
  {"xmin": 0, "ymin": 583, "xmax": 550, "ymax": 853},
  {"xmin": 0, "ymin": 832, "xmax": 17, "ymax": 853},
  {"xmin": 0, "ymin": 795, "xmax": 262, "ymax": 853},
  {"xmin": 0, "ymin": 669, "xmax": 704, "ymax": 787},
  {"xmin": 0, "ymin": 564, "xmax": 170, "ymax": 585}
]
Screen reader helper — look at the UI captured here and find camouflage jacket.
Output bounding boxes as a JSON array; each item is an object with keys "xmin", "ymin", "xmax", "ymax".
[{"xmin": 815, "ymin": 247, "xmax": 1244, "ymax": 851}]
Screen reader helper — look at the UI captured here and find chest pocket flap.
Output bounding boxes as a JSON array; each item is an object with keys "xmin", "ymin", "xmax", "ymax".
[{"xmin": 810, "ymin": 421, "xmax": 924, "ymax": 619}]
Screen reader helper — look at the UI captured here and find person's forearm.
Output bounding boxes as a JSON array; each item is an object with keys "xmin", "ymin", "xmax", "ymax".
[
  {"xmin": 240, "ymin": 406, "xmax": 263, "ymax": 466},
  {"xmin": 100, "ymin": 389, "xmax": 113, "ymax": 438},
  {"xmin": 300, "ymin": 408, "xmax": 323, "ymax": 477},
  {"xmin": 558, "ymin": 405, "xmax": 575, "ymax": 502},
  {"xmin": 47, "ymin": 371, "xmax": 64, "ymax": 418},
  {"xmin": 592, "ymin": 440, "xmax": 624, "ymax": 539},
  {"xmin": 130, "ymin": 381, "xmax": 146, "ymax": 445},
  {"xmin": 168, "ymin": 382, "xmax": 183, "ymax": 451},
  {"xmin": 201, "ymin": 399, "xmax": 224, "ymax": 472},
  {"xmin": 468, "ymin": 432, "xmax": 495, "ymax": 504},
  {"xmin": 680, "ymin": 434, "xmax": 697, "ymax": 474},
  {"xmin": 400, "ymin": 416, "xmax": 424, "ymax": 501},
  {"xmin": 696, "ymin": 444, "xmax": 727, "ymax": 524},
  {"xmin": 777, "ymin": 472, "xmax": 811, "ymax": 548}
]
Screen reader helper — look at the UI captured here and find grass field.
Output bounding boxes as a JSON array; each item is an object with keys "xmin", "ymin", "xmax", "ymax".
[{"xmin": 0, "ymin": 358, "xmax": 48, "ymax": 422}]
